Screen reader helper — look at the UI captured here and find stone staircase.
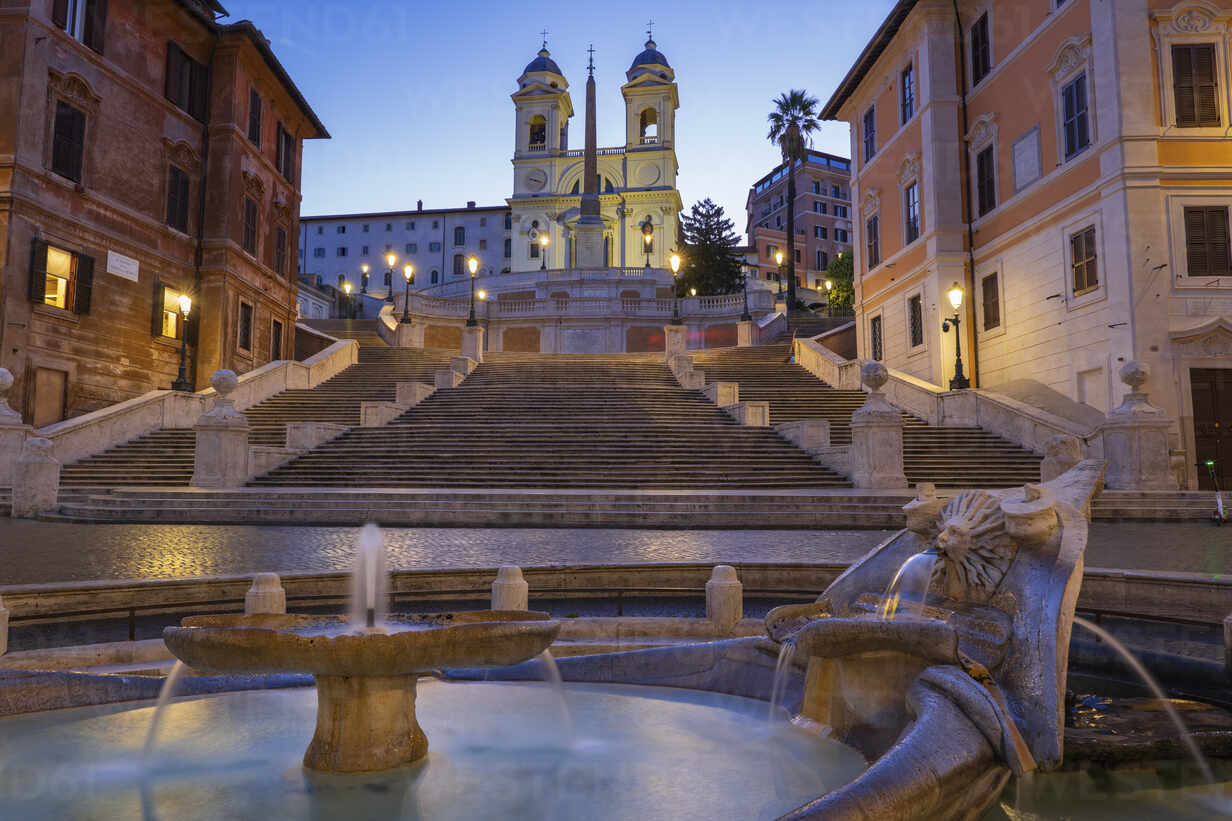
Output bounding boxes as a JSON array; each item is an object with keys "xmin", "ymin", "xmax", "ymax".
[
  {"xmin": 689, "ymin": 344, "xmax": 1042, "ymax": 488},
  {"xmin": 56, "ymin": 345, "xmax": 457, "ymax": 488},
  {"xmin": 300, "ymin": 319, "xmax": 389, "ymax": 347},
  {"xmin": 252, "ymin": 352, "xmax": 851, "ymax": 490},
  {"xmin": 786, "ymin": 313, "xmax": 852, "ymax": 339}
]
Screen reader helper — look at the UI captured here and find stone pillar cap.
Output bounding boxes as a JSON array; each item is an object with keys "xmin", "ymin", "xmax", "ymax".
[
  {"xmin": 212, "ymin": 369, "xmax": 239, "ymax": 396},
  {"xmin": 250, "ymin": 573, "xmax": 283, "ymax": 592},
  {"xmin": 862, "ymin": 362, "xmax": 889, "ymax": 391},
  {"xmin": 709, "ymin": 565, "xmax": 739, "ymax": 582},
  {"xmin": 496, "ymin": 566, "xmax": 525, "ymax": 582},
  {"xmin": 1119, "ymin": 360, "xmax": 1148, "ymax": 391}
]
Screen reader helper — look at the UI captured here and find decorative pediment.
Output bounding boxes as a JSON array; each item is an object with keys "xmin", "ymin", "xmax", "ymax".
[
  {"xmin": 271, "ymin": 192, "xmax": 293, "ymax": 223},
  {"xmin": 861, "ymin": 188, "xmax": 881, "ymax": 218},
  {"xmin": 162, "ymin": 139, "xmax": 201, "ymax": 172},
  {"xmin": 242, "ymin": 169, "xmax": 265, "ymax": 200},
  {"xmin": 47, "ymin": 71, "xmax": 100, "ymax": 113},
  {"xmin": 898, "ymin": 153, "xmax": 920, "ymax": 187},
  {"xmin": 1170, "ymin": 316, "xmax": 1232, "ymax": 356},
  {"xmin": 1047, "ymin": 34, "xmax": 1092, "ymax": 82},
  {"xmin": 1153, "ymin": 1, "xmax": 1232, "ymax": 35},
  {"xmin": 966, "ymin": 112, "xmax": 998, "ymax": 151}
]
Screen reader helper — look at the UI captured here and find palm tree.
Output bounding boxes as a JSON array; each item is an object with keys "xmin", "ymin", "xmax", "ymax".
[{"xmin": 767, "ymin": 89, "xmax": 821, "ymax": 312}]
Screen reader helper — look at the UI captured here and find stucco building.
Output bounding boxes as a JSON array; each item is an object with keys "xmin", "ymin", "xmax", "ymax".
[
  {"xmin": 0, "ymin": 0, "xmax": 327, "ymax": 426},
  {"xmin": 823, "ymin": 0, "xmax": 1232, "ymax": 489},
  {"xmin": 745, "ymin": 149, "xmax": 854, "ymax": 291}
]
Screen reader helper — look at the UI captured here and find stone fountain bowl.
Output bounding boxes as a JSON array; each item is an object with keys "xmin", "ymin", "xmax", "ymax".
[{"xmin": 163, "ymin": 611, "xmax": 561, "ymax": 773}]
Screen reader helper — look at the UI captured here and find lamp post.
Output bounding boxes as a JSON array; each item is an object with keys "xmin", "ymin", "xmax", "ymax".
[
  {"xmin": 360, "ymin": 263, "xmax": 370, "ymax": 294},
  {"xmin": 824, "ymin": 279, "xmax": 833, "ymax": 317},
  {"xmin": 941, "ymin": 281, "xmax": 970, "ymax": 390},
  {"xmin": 775, "ymin": 250, "xmax": 785, "ymax": 299},
  {"xmin": 170, "ymin": 293, "xmax": 193, "ymax": 391},
  {"xmin": 539, "ymin": 234, "xmax": 549, "ymax": 271},
  {"xmin": 642, "ymin": 221, "xmax": 654, "ymax": 268},
  {"xmin": 477, "ymin": 288, "xmax": 488, "ymax": 323},
  {"xmin": 384, "ymin": 253, "xmax": 397, "ymax": 304},
  {"xmin": 466, "ymin": 256, "xmax": 479, "ymax": 326},
  {"xmin": 740, "ymin": 266, "xmax": 752, "ymax": 321},
  {"xmin": 669, "ymin": 252, "xmax": 682, "ymax": 325},
  {"xmin": 401, "ymin": 264, "xmax": 414, "ymax": 324}
]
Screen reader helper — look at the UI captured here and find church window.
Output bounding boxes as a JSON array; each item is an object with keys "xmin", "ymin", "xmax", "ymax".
[
  {"xmin": 639, "ymin": 108, "xmax": 658, "ymax": 144},
  {"xmin": 452, "ymin": 254, "xmax": 465, "ymax": 276},
  {"xmin": 430, "ymin": 270, "xmax": 439, "ymax": 284},
  {"xmin": 528, "ymin": 115, "xmax": 547, "ymax": 150},
  {"xmin": 504, "ymin": 213, "xmax": 512, "ymax": 230},
  {"xmin": 504, "ymin": 238, "xmax": 512, "ymax": 257},
  {"xmin": 530, "ymin": 241, "xmax": 540, "ymax": 259},
  {"xmin": 454, "ymin": 226, "xmax": 465, "ymax": 246},
  {"xmin": 571, "ymin": 180, "xmax": 580, "ymax": 194}
]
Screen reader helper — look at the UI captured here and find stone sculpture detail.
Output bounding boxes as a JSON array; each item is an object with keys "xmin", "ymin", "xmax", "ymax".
[{"xmin": 920, "ymin": 490, "xmax": 1018, "ymax": 600}]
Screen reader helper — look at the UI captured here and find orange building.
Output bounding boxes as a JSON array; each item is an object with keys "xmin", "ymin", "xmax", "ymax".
[
  {"xmin": 823, "ymin": 0, "xmax": 1232, "ymax": 489},
  {"xmin": 0, "ymin": 0, "xmax": 328, "ymax": 426}
]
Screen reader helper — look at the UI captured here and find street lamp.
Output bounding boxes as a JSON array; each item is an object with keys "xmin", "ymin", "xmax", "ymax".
[
  {"xmin": 360, "ymin": 263, "xmax": 370, "ymax": 294},
  {"xmin": 384, "ymin": 253, "xmax": 397, "ymax": 304},
  {"xmin": 669, "ymin": 252, "xmax": 682, "ymax": 325},
  {"xmin": 941, "ymin": 281, "xmax": 970, "ymax": 390},
  {"xmin": 689, "ymin": 287, "xmax": 697, "ymax": 297},
  {"xmin": 170, "ymin": 293, "xmax": 193, "ymax": 391},
  {"xmin": 775, "ymin": 250, "xmax": 785, "ymax": 299},
  {"xmin": 400, "ymin": 264, "xmax": 414, "ymax": 324},
  {"xmin": 342, "ymin": 280, "xmax": 353, "ymax": 319},
  {"xmin": 642, "ymin": 221, "xmax": 654, "ymax": 268},
  {"xmin": 466, "ymin": 255, "xmax": 480, "ymax": 326},
  {"xmin": 539, "ymin": 234, "xmax": 549, "ymax": 270},
  {"xmin": 824, "ymin": 279, "xmax": 833, "ymax": 317}
]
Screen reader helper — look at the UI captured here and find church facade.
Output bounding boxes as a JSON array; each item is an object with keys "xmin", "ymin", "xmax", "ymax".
[{"xmin": 507, "ymin": 40, "xmax": 683, "ymax": 272}]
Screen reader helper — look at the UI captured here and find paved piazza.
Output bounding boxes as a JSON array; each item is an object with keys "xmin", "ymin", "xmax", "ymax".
[{"xmin": 0, "ymin": 521, "xmax": 1228, "ymax": 586}]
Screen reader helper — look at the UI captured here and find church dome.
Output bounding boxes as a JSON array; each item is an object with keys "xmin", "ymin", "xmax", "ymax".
[
  {"xmin": 630, "ymin": 39, "xmax": 670, "ymax": 70},
  {"xmin": 523, "ymin": 47, "xmax": 562, "ymax": 76}
]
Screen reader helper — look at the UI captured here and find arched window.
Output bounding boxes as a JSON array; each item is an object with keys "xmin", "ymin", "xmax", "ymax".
[
  {"xmin": 452, "ymin": 254, "xmax": 464, "ymax": 276},
  {"xmin": 453, "ymin": 226, "xmax": 465, "ymax": 246},
  {"xmin": 430, "ymin": 269, "xmax": 439, "ymax": 284},
  {"xmin": 639, "ymin": 108, "xmax": 658, "ymax": 143},
  {"xmin": 570, "ymin": 180, "xmax": 579, "ymax": 194},
  {"xmin": 528, "ymin": 115, "xmax": 546, "ymax": 150},
  {"xmin": 604, "ymin": 177, "xmax": 614, "ymax": 193}
]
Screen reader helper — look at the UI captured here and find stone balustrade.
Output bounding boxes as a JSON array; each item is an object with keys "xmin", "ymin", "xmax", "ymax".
[
  {"xmin": 849, "ymin": 363, "xmax": 907, "ymax": 489},
  {"xmin": 723, "ymin": 401, "xmax": 770, "ymax": 427}
]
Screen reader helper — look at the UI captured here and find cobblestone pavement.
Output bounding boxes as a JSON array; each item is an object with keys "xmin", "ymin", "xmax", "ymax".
[{"xmin": 0, "ymin": 521, "xmax": 1229, "ymax": 586}]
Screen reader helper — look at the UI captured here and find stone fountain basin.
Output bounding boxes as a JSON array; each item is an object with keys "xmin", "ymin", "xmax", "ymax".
[{"xmin": 164, "ymin": 611, "xmax": 560, "ymax": 677}]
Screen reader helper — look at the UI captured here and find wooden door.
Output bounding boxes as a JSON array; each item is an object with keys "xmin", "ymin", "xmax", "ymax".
[
  {"xmin": 32, "ymin": 367, "xmax": 67, "ymax": 428},
  {"xmin": 1191, "ymin": 368, "xmax": 1232, "ymax": 490}
]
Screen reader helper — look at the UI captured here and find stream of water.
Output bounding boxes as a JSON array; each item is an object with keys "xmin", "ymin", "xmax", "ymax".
[
  {"xmin": 877, "ymin": 549, "xmax": 938, "ymax": 620},
  {"xmin": 768, "ymin": 639, "xmax": 797, "ymax": 722},
  {"xmin": 141, "ymin": 661, "xmax": 186, "ymax": 762}
]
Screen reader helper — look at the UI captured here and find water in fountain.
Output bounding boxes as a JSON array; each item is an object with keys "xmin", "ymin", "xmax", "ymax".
[
  {"xmin": 877, "ymin": 548, "xmax": 939, "ymax": 620},
  {"xmin": 349, "ymin": 523, "xmax": 388, "ymax": 630},
  {"xmin": 536, "ymin": 649, "xmax": 576, "ymax": 748},
  {"xmin": 142, "ymin": 660, "xmax": 187, "ymax": 762},
  {"xmin": 1072, "ymin": 616, "xmax": 1214, "ymax": 785},
  {"xmin": 768, "ymin": 638, "xmax": 797, "ymax": 722}
]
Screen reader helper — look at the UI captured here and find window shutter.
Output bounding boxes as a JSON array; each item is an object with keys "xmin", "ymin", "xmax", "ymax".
[
  {"xmin": 74, "ymin": 253, "xmax": 94, "ymax": 315},
  {"xmin": 151, "ymin": 280, "xmax": 166, "ymax": 337},
  {"xmin": 190, "ymin": 60, "xmax": 209, "ymax": 122},
  {"xmin": 83, "ymin": 0, "xmax": 108, "ymax": 54},
  {"xmin": 28, "ymin": 239, "xmax": 48, "ymax": 303},
  {"xmin": 165, "ymin": 42, "xmax": 182, "ymax": 103},
  {"xmin": 1186, "ymin": 207, "xmax": 1210, "ymax": 275},
  {"xmin": 52, "ymin": 0, "xmax": 69, "ymax": 29},
  {"xmin": 1207, "ymin": 207, "xmax": 1230, "ymax": 274},
  {"xmin": 1195, "ymin": 46, "xmax": 1220, "ymax": 127}
]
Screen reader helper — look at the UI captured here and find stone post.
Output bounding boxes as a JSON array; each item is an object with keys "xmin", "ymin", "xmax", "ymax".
[
  {"xmin": 11, "ymin": 437, "xmax": 60, "ymax": 518},
  {"xmin": 245, "ymin": 573, "xmax": 287, "ymax": 615},
  {"xmin": 663, "ymin": 324, "xmax": 688, "ymax": 361},
  {"xmin": 461, "ymin": 325, "xmax": 485, "ymax": 363},
  {"xmin": 491, "ymin": 566, "xmax": 529, "ymax": 611},
  {"xmin": 706, "ymin": 565, "xmax": 743, "ymax": 634},
  {"xmin": 737, "ymin": 320, "xmax": 755, "ymax": 347},
  {"xmin": 393, "ymin": 322, "xmax": 424, "ymax": 349},
  {"xmin": 191, "ymin": 370, "xmax": 250, "ymax": 489},
  {"xmin": 0, "ymin": 594, "xmax": 8, "ymax": 657},
  {"xmin": 1223, "ymin": 613, "xmax": 1232, "ymax": 680},
  {"xmin": 1100, "ymin": 362, "xmax": 1177, "ymax": 490},
  {"xmin": 1040, "ymin": 434, "xmax": 1083, "ymax": 483},
  {"xmin": 0, "ymin": 368, "xmax": 32, "ymax": 488},
  {"xmin": 849, "ymin": 363, "xmax": 907, "ymax": 489}
]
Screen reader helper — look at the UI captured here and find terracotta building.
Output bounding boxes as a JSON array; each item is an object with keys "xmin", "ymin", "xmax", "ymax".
[
  {"xmin": 0, "ymin": 0, "xmax": 327, "ymax": 426},
  {"xmin": 745, "ymin": 149, "xmax": 853, "ymax": 291},
  {"xmin": 823, "ymin": 0, "xmax": 1232, "ymax": 489}
]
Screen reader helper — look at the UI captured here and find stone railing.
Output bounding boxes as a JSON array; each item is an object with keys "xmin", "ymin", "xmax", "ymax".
[
  {"xmin": 758, "ymin": 311, "xmax": 787, "ymax": 344},
  {"xmin": 36, "ymin": 339, "xmax": 359, "ymax": 466},
  {"xmin": 396, "ymin": 290, "xmax": 772, "ymax": 323}
]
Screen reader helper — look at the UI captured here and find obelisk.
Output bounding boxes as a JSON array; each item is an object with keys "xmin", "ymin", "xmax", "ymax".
[{"xmin": 573, "ymin": 45, "xmax": 606, "ymax": 268}]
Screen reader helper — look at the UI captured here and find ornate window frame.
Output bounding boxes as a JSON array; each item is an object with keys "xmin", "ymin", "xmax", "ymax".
[
  {"xmin": 1166, "ymin": 191, "xmax": 1232, "ymax": 288},
  {"xmin": 45, "ymin": 71, "xmax": 100, "ymax": 188},
  {"xmin": 898, "ymin": 153, "xmax": 922, "ymax": 248},
  {"xmin": 1152, "ymin": 1, "xmax": 1232, "ymax": 137},
  {"xmin": 1059, "ymin": 206, "xmax": 1107, "ymax": 311},
  {"xmin": 974, "ymin": 260, "xmax": 1007, "ymax": 341},
  {"xmin": 1048, "ymin": 35, "xmax": 1096, "ymax": 164},
  {"xmin": 161, "ymin": 139, "xmax": 201, "ymax": 237},
  {"xmin": 903, "ymin": 285, "xmax": 928, "ymax": 356},
  {"xmin": 967, "ymin": 113, "xmax": 998, "ymax": 224}
]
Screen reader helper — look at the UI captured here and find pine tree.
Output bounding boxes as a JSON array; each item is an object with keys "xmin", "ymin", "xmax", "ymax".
[
  {"xmin": 678, "ymin": 198, "xmax": 743, "ymax": 296},
  {"xmin": 824, "ymin": 250, "xmax": 855, "ymax": 315}
]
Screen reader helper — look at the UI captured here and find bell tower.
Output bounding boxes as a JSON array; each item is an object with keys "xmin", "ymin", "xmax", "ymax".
[
  {"xmin": 511, "ymin": 42, "xmax": 572, "ymax": 176},
  {"xmin": 621, "ymin": 34, "xmax": 678, "ymax": 150}
]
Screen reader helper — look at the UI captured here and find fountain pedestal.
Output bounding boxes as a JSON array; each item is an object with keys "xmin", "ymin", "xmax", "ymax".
[{"xmin": 308, "ymin": 674, "xmax": 429, "ymax": 773}]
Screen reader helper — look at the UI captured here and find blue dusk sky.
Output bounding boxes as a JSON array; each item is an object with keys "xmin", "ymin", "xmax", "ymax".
[{"xmin": 221, "ymin": 0, "xmax": 896, "ymax": 234}]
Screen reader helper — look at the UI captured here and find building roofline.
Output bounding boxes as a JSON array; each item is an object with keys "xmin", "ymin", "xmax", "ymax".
[
  {"xmin": 302, "ymin": 205, "xmax": 511, "ymax": 221},
  {"xmin": 749, "ymin": 148, "xmax": 852, "ymax": 191},
  {"xmin": 820, "ymin": 0, "xmax": 919, "ymax": 120},
  {"xmin": 220, "ymin": 21, "xmax": 330, "ymax": 139}
]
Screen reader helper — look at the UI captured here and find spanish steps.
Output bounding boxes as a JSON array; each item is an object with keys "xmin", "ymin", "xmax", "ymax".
[{"xmin": 688, "ymin": 343, "xmax": 1042, "ymax": 488}]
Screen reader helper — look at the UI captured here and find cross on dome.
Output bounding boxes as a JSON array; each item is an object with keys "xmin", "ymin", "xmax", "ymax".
[
  {"xmin": 646, "ymin": 19, "xmax": 654, "ymax": 41},
  {"xmin": 540, "ymin": 28, "xmax": 549, "ymax": 49},
  {"xmin": 587, "ymin": 43, "xmax": 595, "ymax": 76}
]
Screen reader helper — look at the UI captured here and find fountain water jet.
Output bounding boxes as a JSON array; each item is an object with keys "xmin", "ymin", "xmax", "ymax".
[
  {"xmin": 536, "ymin": 649, "xmax": 575, "ymax": 748},
  {"xmin": 141, "ymin": 660, "xmax": 186, "ymax": 762},
  {"xmin": 351, "ymin": 523, "xmax": 387, "ymax": 630},
  {"xmin": 769, "ymin": 639, "xmax": 797, "ymax": 722},
  {"xmin": 877, "ymin": 547, "xmax": 939, "ymax": 620}
]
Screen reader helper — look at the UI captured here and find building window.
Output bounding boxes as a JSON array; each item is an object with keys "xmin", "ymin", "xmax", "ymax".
[
  {"xmin": 1061, "ymin": 74, "xmax": 1090, "ymax": 159},
  {"xmin": 1070, "ymin": 226, "xmax": 1099, "ymax": 295},
  {"xmin": 430, "ymin": 270, "xmax": 439, "ymax": 284},
  {"xmin": 454, "ymin": 226, "xmax": 465, "ymax": 246},
  {"xmin": 834, "ymin": 205, "xmax": 848, "ymax": 218},
  {"xmin": 407, "ymin": 220, "xmax": 415, "ymax": 230},
  {"xmin": 816, "ymin": 249, "xmax": 827, "ymax": 270},
  {"xmin": 976, "ymin": 146, "xmax": 996, "ymax": 217},
  {"xmin": 275, "ymin": 227, "xmax": 287, "ymax": 276},
  {"xmin": 361, "ymin": 245, "xmax": 369, "ymax": 256},
  {"xmin": 504, "ymin": 213, "xmax": 512, "ymax": 230},
  {"xmin": 1183, "ymin": 206, "xmax": 1230, "ymax": 276},
  {"xmin": 271, "ymin": 320, "xmax": 284, "ymax": 361},
  {"xmin": 862, "ymin": 106, "xmax": 876, "ymax": 162},
  {"xmin": 814, "ymin": 201, "xmax": 826, "ymax": 214},
  {"xmin": 242, "ymin": 197, "xmax": 258, "ymax": 255},
  {"xmin": 981, "ymin": 272, "xmax": 1001, "ymax": 330},
  {"xmin": 336, "ymin": 247, "xmax": 347, "ymax": 257},
  {"xmin": 971, "ymin": 12, "xmax": 991, "ymax": 86},
  {"xmin": 795, "ymin": 249, "xmax": 801, "ymax": 264},
  {"xmin": 386, "ymin": 223, "xmax": 393, "ymax": 231},
  {"xmin": 870, "ymin": 315, "xmax": 884, "ymax": 361},
  {"xmin": 362, "ymin": 224, "xmax": 370, "ymax": 233},
  {"xmin": 814, "ymin": 226, "xmax": 827, "ymax": 239},
  {"xmin": 238, "ymin": 301, "xmax": 253, "ymax": 352},
  {"xmin": 811, "ymin": 181, "xmax": 820, "ymax": 194},
  {"xmin": 51, "ymin": 100, "xmax": 86, "ymax": 183},
  {"xmin": 504, "ymin": 238, "xmax": 512, "ymax": 257},
  {"xmin": 901, "ymin": 63, "xmax": 915, "ymax": 123},
  {"xmin": 908, "ymin": 294, "xmax": 924, "ymax": 348},
  {"xmin": 166, "ymin": 165, "xmax": 190, "ymax": 233},
  {"xmin": 1172, "ymin": 45, "xmax": 1220, "ymax": 128},
  {"xmin": 776, "ymin": 216, "xmax": 782, "ymax": 228},
  {"xmin": 429, "ymin": 241, "xmax": 441, "ymax": 252},
  {"xmin": 479, "ymin": 239, "xmax": 487, "ymax": 250},
  {"xmin": 313, "ymin": 247, "xmax": 325, "ymax": 258},
  {"xmin": 432, "ymin": 220, "xmax": 439, "ymax": 229},
  {"xmin": 337, "ymin": 225, "xmax": 346, "ymax": 234},
  {"xmin": 529, "ymin": 241, "xmax": 540, "ymax": 259},
  {"xmin": 405, "ymin": 243, "xmax": 417, "ymax": 253},
  {"xmin": 903, "ymin": 182, "xmax": 920, "ymax": 244},
  {"xmin": 30, "ymin": 241, "xmax": 92, "ymax": 314},
  {"xmin": 165, "ymin": 42, "xmax": 209, "ymax": 122},
  {"xmin": 835, "ymin": 229, "xmax": 849, "ymax": 243},
  {"xmin": 247, "ymin": 89, "xmax": 261, "ymax": 145},
  {"xmin": 866, "ymin": 215, "xmax": 880, "ymax": 267},
  {"xmin": 452, "ymin": 254, "xmax": 465, "ymax": 276},
  {"xmin": 53, "ymin": 0, "xmax": 107, "ymax": 53},
  {"xmin": 152, "ymin": 282, "xmax": 187, "ymax": 339},
  {"xmin": 275, "ymin": 123, "xmax": 295, "ymax": 181},
  {"xmin": 479, "ymin": 217, "xmax": 487, "ymax": 227}
]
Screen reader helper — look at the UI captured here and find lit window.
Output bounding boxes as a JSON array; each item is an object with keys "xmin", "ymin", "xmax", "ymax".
[{"xmin": 44, "ymin": 246, "xmax": 74, "ymax": 309}]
